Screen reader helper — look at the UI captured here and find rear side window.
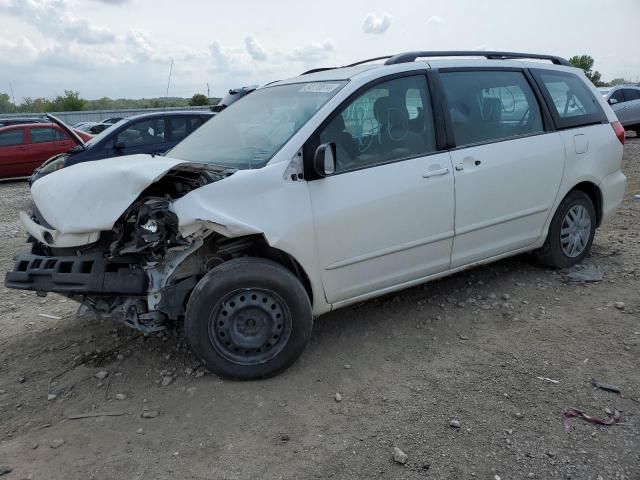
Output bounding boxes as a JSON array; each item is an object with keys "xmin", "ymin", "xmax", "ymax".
[
  {"xmin": 531, "ymin": 70, "xmax": 607, "ymax": 129},
  {"xmin": 188, "ymin": 117, "xmax": 205, "ymax": 130},
  {"xmin": 168, "ymin": 117, "xmax": 188, "ymax": 141},
  {"xmin": 30, "ymin": 127, "xmax": 67, "ymax": 143},
  {"xmin": 623, "ymin": 89, "xmax": 640, "ymax": 101},
  {"xmin": 440, "ymin": 70, "xmax": 544, "ymax": 147},
  {"xmin": 0, "ymin": 129, "xmax": 25, "ymax": 146}
]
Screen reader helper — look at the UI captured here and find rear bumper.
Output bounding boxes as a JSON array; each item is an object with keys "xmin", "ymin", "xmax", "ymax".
[
  {"xmin": 600, "ymin": 170, "xmax": 627, "ymax": 222},
  {"xmin": 5, "ymin": 252, "xmax": 147, "ymax": 295}
]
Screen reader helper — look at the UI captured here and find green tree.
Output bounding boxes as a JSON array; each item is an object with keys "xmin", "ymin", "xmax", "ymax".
[
  {"xmin": 0, "ymin": 92, "xmax": 15, "ymax": 113},
  {"xmin": 59, "ymin": 90, "xmax": 86, "ymax": 111},
  {"xmin": 569, "ymin": 55, "xmax": 605, "ymax": 87},
  {"xmin": 189, "ymin": 93, "xmax": 209, "ymax": 106}
]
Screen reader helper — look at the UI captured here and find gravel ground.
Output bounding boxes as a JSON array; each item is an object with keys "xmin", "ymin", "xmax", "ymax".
[{"xmin": 0, "ymin": 137, "xmax": 638, "ymax": 480}]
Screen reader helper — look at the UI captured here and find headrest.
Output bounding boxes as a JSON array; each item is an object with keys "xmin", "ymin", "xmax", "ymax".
[
  {"xmin": 330, "ymin": 113, "xmax": 346, "ymax": 132},
  {"xmin": 482, "ymin": 97, "xmax": 502, "ymax": 122}
]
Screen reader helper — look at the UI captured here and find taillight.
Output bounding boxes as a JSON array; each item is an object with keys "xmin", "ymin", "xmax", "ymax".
[{"xmin": 611, "ymin": 121, "xmax": 625, "ymax": 145}]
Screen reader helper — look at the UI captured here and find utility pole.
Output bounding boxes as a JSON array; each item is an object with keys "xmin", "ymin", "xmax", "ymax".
[
  {"xmin": 9, "ymin": 82, "xmax": 17, "ymax": 112},
  {"xmin": 207, "ymin": 82, "xmax": 210, "ymax": 99},
  {"xmin": 164, "ymin": 59, "xmax": 174, "ymax": 109}
]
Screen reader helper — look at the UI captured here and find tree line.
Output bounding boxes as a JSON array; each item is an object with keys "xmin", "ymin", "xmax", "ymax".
[
  {"xmin": 0, "ymin": 91, "xmax": 220, "ymax": 114},
  {"xmin": 0, "ymin": 55, "xmax": 636, "ymax": 115}
]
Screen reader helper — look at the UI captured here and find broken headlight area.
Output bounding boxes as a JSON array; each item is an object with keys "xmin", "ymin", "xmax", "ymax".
[{"xmin": 112, "ymin": 197, "xmax": 187, "ymax": 260}]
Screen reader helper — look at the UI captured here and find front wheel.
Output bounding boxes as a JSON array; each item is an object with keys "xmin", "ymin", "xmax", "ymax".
[
  {"xmin": 185, "ymin": 257, "xmax": 313, "ymax": 379},
  {"xmin": 534, "ymin": 191, "xmax": 596, "ymax": 268}
]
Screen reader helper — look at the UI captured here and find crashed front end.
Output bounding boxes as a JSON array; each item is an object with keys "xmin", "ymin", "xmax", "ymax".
[{"xmin": 5, "ymin": 155, "xmax": 234, "ymax": 333}]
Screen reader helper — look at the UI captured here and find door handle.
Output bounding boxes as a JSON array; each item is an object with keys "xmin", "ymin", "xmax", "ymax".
[
  {"xmin": 422, "ymin": 167, "xmax": 450, "ymax": 178},
  {"xmin": 455, "ymin": 164, "xmax": 464, "ymax": 171}
]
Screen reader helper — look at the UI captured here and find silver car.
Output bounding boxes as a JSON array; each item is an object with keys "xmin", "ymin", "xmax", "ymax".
[{"xmin": 599, "ymin": 85, "xmax": 640, "ymax": 134}]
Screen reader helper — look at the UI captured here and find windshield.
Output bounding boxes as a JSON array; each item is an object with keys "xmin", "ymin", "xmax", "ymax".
[
  {"xmin": 169, "ymin": 81, "xmax": 347, "ymax": 169},
  {"xmin": 85, "ymin": 119, "xmax": 125, "ymax": 147}
]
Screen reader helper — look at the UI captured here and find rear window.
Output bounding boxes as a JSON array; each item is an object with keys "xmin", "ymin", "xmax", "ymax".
[{"xmin": 531, "ymin": 70, "xmax": 606, "ymax": 129}]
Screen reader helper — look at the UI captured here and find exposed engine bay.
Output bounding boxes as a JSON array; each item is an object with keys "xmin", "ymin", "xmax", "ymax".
[{"xmin": 7, "ymin": 162, "xmax": 242, "ymax": 334}]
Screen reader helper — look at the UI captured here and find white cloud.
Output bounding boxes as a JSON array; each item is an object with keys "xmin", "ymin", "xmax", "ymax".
[
  {"xmin": 0, "ymin": 35, "xmax": 39, "ymax": 63},
  {"xmin": 362, "ymin": 12, "xmax": 392, "ymax": 34},
  {"xmin": 426, "ymin": 15, "xmax": 445, "ymax": 25},
  {"xmin": 0, "ymin": 0, "xmax": 116, "ymax": 44},
  {"xmin": 62, "ymin": 14, "xmax": 116, "ymax": 44},
  {"xmin": 209, "ymin": 41, "xmax": 231, "ymax": 71},
  {"xmin": 125, "ymin": 30, "xmax": 168, "ymax": 63},
  {"xmin": 245, "ymin": 34, "xmax": 268, "ymax": 61},
  {"xmin": 286, "ymin": 39, "xmax": 334, "ymax": 63}
]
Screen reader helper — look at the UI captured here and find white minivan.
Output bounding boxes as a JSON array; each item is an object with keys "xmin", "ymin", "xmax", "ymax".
[{"xmin": 6, "ymin": 51, "xmax": 626, "ymax": 379}]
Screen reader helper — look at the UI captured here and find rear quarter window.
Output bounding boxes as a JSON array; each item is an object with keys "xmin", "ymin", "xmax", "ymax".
[{"xmin": 531, "ymin": 69, "xmax": 607, "ymax": 129}]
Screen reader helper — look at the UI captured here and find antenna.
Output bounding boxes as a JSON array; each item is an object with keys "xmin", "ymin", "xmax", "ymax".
[
  {"xmin": 9, "ymin": 82, "xmax": 17, "ymax": 113},
  {"xmin": 164, "ymin": 59, "xmax": 174, "ymax": 109}
]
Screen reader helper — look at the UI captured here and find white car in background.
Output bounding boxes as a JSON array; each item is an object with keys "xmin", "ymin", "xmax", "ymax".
[{"xmin": 6, "ymin": 51, "xmax": 626, "ymax": 379}]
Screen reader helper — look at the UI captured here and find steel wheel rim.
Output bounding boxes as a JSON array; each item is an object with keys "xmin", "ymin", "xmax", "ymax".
[
  {"xmin": 208, "ymin": 288, "xmax": 292, "ymax": 366},
  {"xmin": 560, "ymin": 204, "xmax": 591, "ymax": 258}
]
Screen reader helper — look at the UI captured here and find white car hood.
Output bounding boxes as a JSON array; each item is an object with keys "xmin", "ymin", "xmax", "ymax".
[{"xmin": 32, "ymin": 154, "xmax": 187, "ymax": 234}]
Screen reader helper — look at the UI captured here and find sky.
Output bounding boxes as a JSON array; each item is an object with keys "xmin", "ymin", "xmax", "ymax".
[{"xmin": 0, "ymin": 0, "xmax": 639, "ymax": 102}]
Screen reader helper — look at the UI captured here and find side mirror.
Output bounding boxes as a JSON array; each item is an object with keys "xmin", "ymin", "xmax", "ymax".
[
  {"xmin": 608, "ymin": 97, "xmax": 618, "ymax": 105},
  {"xmin": 313, "ymin": 143, "xmax": 336, "ymax": 177},
  {"xmin": 114, "ymin": 141, "xmax": 125, "ymax": 150}
]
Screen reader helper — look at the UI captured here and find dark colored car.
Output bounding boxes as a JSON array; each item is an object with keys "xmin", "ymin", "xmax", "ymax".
[
  {"xmin": 32, "ymin": 111, "xmax": 214, "ymax": 181},
  {"xmin": 88, "ymin": 117, "xmax": 125, "ymax": 134},
  {"xmin": 0, "ymin": 118, "xmax": 47, "ymax": 128},
  {"xmin": 211, "ymin": 85, "xmax": 257, "ymax": 112},
  {"xmin": 0, "ymin": 123, "xmax": 92, "ymax": 179}
]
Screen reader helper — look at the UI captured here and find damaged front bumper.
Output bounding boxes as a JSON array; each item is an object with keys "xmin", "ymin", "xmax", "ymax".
[{"xmin": 5, "ymin": 252, "xmax": 147, "ymax": 295}]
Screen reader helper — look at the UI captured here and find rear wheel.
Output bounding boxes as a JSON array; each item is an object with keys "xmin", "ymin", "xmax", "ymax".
[
  {"xmin": 185, "ymin": 257, "xmax": 313, "ymax": 379},
  {"xmin": 534, "ymin": 191, "xmax": 596, "ymax": 268}
]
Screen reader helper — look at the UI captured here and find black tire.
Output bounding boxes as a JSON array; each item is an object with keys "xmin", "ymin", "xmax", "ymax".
[
  {"xmin": 185, "ymin": 257, "xmax": 313, "ymax": 379},
  {"xmin": 534, "ymin": 191, "xmax": 596, "ymax": 268}
]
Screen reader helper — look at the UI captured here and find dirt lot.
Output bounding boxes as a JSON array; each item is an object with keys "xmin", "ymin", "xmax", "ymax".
[{"xmin": 0, "ymin": 139, "xmax": 639, "ymax": 480}]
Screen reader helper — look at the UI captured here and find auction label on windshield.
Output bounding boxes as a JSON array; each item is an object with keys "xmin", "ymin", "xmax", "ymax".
[{"xmin": 299, "ymin": 83, "xmax": 341, "ymax": 93}]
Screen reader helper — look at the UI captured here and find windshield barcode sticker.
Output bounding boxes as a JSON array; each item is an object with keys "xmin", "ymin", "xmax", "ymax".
[{"xmin": 299, "ymin": 83, "xmax": 341, "ymax": 93}]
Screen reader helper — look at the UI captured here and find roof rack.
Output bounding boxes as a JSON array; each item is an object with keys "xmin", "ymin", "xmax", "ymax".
[
  {"xmin": 299, "ymin": 51, "xmax": 571, "ymax": 76},
  {"xmin": 301, "ymin": 56, "xmax": 394, "ymax": 76},
  {"xmin": 384, "ymin": 51, "xmax": 571, "ymax": 66}
]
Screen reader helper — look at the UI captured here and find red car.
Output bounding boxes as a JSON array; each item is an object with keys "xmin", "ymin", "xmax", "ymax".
[{"xmin": 0, "ymin": 123, "xmax": 92, "ymax": 179}]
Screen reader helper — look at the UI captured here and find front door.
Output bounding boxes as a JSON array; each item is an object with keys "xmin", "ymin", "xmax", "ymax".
[
  {"xmin": 439, "ymin": 69, "xmax": 565, "ymax": 267},
  {"xmin": 307, "ymin": 74, "xmax": 455, "ymax": 304}
]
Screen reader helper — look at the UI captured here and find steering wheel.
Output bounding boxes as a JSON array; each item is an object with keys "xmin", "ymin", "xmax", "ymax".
[{"xmin": 518, "ymin": 107, "xmax": 530, "ymax": 128}]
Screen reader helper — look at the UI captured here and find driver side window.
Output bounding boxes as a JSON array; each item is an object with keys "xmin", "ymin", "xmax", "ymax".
[
  {"xmin": 318, "ymin": 75, "xmax": 436, "ymax": 173},
  {"xmin": 116, "ymin": 119, "xmax": 166, "ymax": 148}
]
